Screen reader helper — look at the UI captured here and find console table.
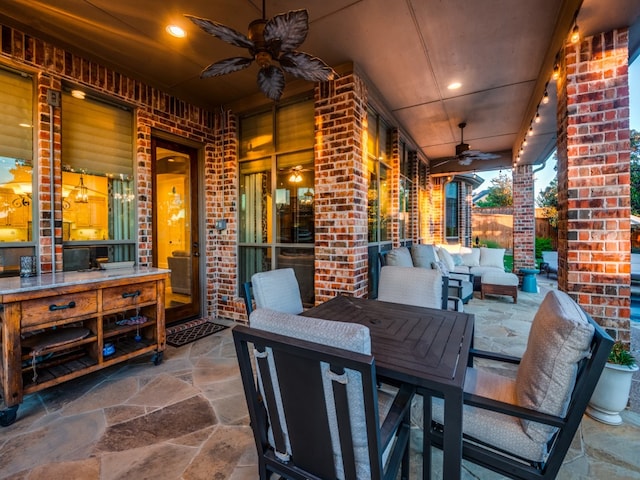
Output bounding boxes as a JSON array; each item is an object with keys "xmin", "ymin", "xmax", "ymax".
[{"xmin": 0, "ymin": 267, "xmax": 169, "ymax": 426}]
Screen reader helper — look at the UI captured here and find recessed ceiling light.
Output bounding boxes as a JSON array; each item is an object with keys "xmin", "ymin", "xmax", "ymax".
[
  {"xmin": 71, "ymin": 89, "xmax": 86, "ymax": 99},
  {"xmin": 166, "ymin": 24, "xmax": 186, "ymax": 38},
  {"xmin": 447, "ymin": 82, "xmax": 462, "ymax": 90}
]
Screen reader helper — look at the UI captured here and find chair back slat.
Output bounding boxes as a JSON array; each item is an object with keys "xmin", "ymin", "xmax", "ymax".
[{"xmin": 253, "ymin": 346, "xmax": 288, "ymax": 458}]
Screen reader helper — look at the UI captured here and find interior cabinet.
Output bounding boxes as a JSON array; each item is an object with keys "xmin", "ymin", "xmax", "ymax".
[
  {"xmin": 0, "ymin": 268, "xmax": 168, "ymax": 426},
  {"xmin": 75, "ymin": 196, "xmax": 107, "ymax": 228}
]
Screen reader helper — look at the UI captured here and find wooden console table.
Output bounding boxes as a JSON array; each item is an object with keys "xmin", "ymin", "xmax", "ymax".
[{"xmin": 0, "ymin": 267, "xmax": 169, "ymax": 426}]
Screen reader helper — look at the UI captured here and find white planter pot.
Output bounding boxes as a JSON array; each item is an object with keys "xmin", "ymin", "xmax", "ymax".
[{"xmin": 586, "ymin": 362, "xmax": 639, "ymax": 425}]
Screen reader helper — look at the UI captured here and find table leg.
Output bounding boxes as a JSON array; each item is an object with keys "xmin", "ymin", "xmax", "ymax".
[
  {"xmin": 422, "ymin": 390, "xmax": 432, "ymax": 480},
  {"xmin": 442, "ymin": 389, "xmax": 463, "ymax": 480}
]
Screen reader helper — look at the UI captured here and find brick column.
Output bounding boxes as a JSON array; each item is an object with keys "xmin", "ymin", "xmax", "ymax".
[
  {"xmin": 513, "ymin": 164, "xmax": 536, "ymax": 271},
  {"xmin": 557, "ymin": 28, "xmax": 631, "ymax": 340},
  {"xmin": 314, "ymin": 74, "xmax": 369, "ymax": 303}
]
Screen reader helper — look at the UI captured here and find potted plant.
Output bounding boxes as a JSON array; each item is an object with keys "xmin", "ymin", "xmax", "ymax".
[{"xmin": 586, "ymin": 341, "xmax": 638, "ymax": 425}]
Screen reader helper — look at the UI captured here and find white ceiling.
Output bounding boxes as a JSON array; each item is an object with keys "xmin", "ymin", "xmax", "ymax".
[{"xmin": 1, "ymin": 0, "xmax": 639, "ymax": 174}]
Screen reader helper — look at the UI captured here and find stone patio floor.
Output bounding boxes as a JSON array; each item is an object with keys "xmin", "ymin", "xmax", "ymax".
[{"xmin": 1, "ymin": 276, "xmax": 639, "ymax": 479}]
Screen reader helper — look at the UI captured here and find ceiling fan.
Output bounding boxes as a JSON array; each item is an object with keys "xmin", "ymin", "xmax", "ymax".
[
  {"xmin": 434, "ymin": 122, "xmax": 500, "ymax": 167},
  {"xmin": 186, "ymin": 2, "xmax": 337, "ymax": 101}
]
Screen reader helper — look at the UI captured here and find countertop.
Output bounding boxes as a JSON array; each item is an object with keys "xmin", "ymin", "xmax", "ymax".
[{"xmin": 0, "ymin": 267, "xmax": 170, "ymax": 295}]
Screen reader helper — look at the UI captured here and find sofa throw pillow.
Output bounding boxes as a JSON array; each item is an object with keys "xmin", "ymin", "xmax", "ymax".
[
  {"xmin": 461, "ymin": 248, "xmax": 480, "ymax": 267},
  {"xmin": 436, "ymin": 247, "xmax": 456, "ymax": 271},
  {"xmin": 452, "ymin": 254, "xmax": 464, "ymax": 266},
  {"xmin": 385, "ymin": 247, "xmax": 413, "ymax": 267},
  {"xmin": 480, "ymin": 247, "xmax": 505, "ymax": 269},
  {"xmin": 410, "ymin": 244, "xmax": 438, "ymax": 268},
  {"xmin": 515, "ymin": 290, "xmax": 594, "ymax": 443},
  {"xmin": 431, "ymin": 261, "xmax": 450, "ymax": 276}
]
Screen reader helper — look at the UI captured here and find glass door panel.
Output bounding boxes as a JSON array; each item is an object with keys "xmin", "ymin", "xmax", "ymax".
[{"xmin": 152, "ymin": 138, "xmax": 200, "ymax": 324}]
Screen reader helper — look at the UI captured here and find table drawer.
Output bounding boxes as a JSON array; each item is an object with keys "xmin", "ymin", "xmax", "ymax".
[
  {"xmin": 102, "ymin": 281, "xmax": 156, "ymax": 311},
  {"xmin": 21, "ymin": 291, "xmax": 98, "ymax": 327}
]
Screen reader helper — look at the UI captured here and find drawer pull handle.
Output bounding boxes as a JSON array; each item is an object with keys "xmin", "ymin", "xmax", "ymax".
[
  {"xmin": 122, "ymin": 290, "xmax": 141, "ymax": 299},
  {"xmin": 49, "ymin": 301, "xmax": 76, "ymax": 311}
]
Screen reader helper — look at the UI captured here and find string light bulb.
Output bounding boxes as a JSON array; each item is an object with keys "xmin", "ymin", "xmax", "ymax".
[
  {"xmin": 552, "ymin": 64, "xmax": 560, "ymax": 80},
  {"xmin": 570, "ymin": 24, "xmax": 580, "ymax": 44},
  {"xmin": 535, "ymin": 111, "xmax": 541, "ymax": 123},
  {"xmin": 542, "ymin": 90, "xmax": 549, "ymax": 104}
]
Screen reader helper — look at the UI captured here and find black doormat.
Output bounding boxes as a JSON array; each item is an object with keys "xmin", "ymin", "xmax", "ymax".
[{"xmin": 166, "ymin": 320, "xmax": 229, "ymax": 347}]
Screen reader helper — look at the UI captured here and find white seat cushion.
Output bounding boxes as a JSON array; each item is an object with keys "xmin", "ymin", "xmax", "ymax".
[
  {"xmin": 481, "ymin": 271, "xmax": 518, "ymax": 286},
  {"xmin": 385, "ymin": 247, "xmax": 413, "ymax": 267},
  {"xmin": 432, "ymin": 368, "xmax": 548, "ymax": 462},
  {"xmin": 378, "ymin": 266, "xmax": 443, "ymax": 309},
  {"xmin": 251, "ymin": 268, "xmax": 304, "ymax": 314},
  {"xmin": 480, "ymin": 247, "xmax": 506, "ymax": 268},
  {"xmin": 410, "ymin": 244, "xmax": 438, "ymax": 268}
]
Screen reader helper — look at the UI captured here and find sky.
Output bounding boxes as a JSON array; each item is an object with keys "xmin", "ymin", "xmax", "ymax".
[{"xmin": 474, "ymin": 58, "xmax": 640, "ymax": 199}]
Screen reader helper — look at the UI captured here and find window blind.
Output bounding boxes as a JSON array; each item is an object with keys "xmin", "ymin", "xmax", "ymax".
[
  {"xmin": 0, "ymin": 69, "xmax": 33, "ymax": 162},
  {"xmin": 62, "ymin": 93, "xmax": 133, "ymax": 177}
]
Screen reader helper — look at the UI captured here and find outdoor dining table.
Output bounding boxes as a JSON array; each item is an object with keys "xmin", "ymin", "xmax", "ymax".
[{"xmin": 302, "ymin": 294, "xmax": 475, "ymax": 480}]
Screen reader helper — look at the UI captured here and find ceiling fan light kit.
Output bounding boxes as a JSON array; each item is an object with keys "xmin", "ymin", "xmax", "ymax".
[{"xmin": 186, "ymin": 7, "xmax": 337, "ymax": 101}]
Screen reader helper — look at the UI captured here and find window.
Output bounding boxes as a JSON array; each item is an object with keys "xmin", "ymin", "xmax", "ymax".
[
  {"xmin": 445, "ymin": 181, "xmax": 459, "ymax": 239},
  {"xmin": 0, "ymin": 68, "xmax": 35, "ymax": 274},
  {"xmin": 399, "ymin": 142, "xmax": 413, "ymax": 243},
  {"xmin": 367, "ymin": 108, "xmax": 391, "ymax": 243},
  {"xmin": 61, "ymin": 91, "xmax": 135, "ymax": 269},
  {"xmin": 239, "ymin": 99, "xmax": 315, "ymax": 305}
]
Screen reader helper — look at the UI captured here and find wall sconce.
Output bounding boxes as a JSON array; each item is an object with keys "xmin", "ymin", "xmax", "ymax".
[{"xmin": 75, "ymin": 174, "xmax": 89, "ymax": 203}]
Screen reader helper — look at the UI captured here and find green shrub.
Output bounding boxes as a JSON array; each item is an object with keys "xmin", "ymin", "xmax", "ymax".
[{"xmin": 535, "ymin": 237, "xmax": 553, "ymax": 259}]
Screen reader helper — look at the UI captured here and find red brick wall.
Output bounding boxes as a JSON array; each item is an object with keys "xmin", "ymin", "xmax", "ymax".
[
  {"xmin": 557, "ymin": 28, "xmax": 631, "ymax": 339},
  {"xmin": 0, "ymin": 23, "xmax": 228, "ymax": 319},
  {"xmin": 513, "ymin": 164, "xmax": 536, "ymax": 270},
  {"xmin": 314, "ymin": 74, "xmax": 369, "ymax": 302}
]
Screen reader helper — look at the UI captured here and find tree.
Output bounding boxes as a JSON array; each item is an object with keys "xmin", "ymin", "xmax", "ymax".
[
  {"xmin": 476, "ymin": 172, "xmax": 513, "ymax": 207},
  {"xmin": 537, "ymin": 177, "xmax": 558, "ymax": 228},
  {"xmin": 630, "ymin": 129, "xmax": 640, "ymax": 215}
]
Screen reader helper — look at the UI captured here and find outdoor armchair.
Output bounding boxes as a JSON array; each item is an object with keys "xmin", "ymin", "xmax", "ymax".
[
  {"xmin": 424, "ymin": 290, "xmax": 613, "ymax": 479},
  {"xmin": 234, "ymin": 308, "xmax": 414, "ymax": 480}
]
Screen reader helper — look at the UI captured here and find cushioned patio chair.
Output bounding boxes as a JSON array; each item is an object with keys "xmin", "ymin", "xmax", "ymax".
[
  {"xmin": 424, "ymin": 290, "xmax": 613, "ymax": 479},
  {"xmin": 540, "ymin": 251, "xmax": 558, "ymax": 278},
  {"xmin": 378, "ymin": 265, "xmax": 463, "ymax": 311},
  {"xmin": 234, "ymin": 309, "xmax": 414, "ymax": 480},
  {"xmin": 244, "ymin": 268, "xmax": 304, "ymax": 318},
  {"xmin": 380, "ymin": 246, "xmax": 473, "ymax": 304}
]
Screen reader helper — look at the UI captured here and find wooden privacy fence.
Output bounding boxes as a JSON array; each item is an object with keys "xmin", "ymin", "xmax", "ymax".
[{"xmin": 472, "ymin": 207, "xmax": 557, "ymax": 250}]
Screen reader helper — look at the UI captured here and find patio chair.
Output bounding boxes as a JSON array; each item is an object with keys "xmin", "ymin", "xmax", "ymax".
[
  {"xmin": 243, "ymin": 268, "xmax": 304, "ymax": 318},
  {"xmin": 234, "ymin": 309, "xmax": 414, "ymax": 480},
  {"xmin": 378, "ymin": 265, "xmax": 462, "ymax": 311},
  {"xmin": 424, "ymin": 290, "xmax": 613, "ymax": 480},
  {"xmin": 379, "ymin": 249, "xmax": 471, "ymax": 305},
  {"xmin": 540, "ymin": 251, "xmax": 558, "ymax": 278}
]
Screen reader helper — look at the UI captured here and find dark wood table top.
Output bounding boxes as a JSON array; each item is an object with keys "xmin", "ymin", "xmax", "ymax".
[{"xmin": 303, "ymin": 295, "xmax": 475, "ymax": 392}]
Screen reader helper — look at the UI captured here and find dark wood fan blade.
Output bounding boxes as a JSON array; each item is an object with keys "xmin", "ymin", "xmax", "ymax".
[
  {"xmin": 257, "ymin": 66, "xmax": 285, "ymax": 101},
  {"xmin": 264, "ymin": 9, "xmax": 308, "ymax": 52},
  {"xmin": 185, "ymin": 14, "xmax": 254, "ymax": 49},
  {"xmin": 279, "ymin": 52, "xmax": 337, "ymax": 82},
  {"xmin": 201, "ymin": 57, "xmax": 253, "ymax": 78}
]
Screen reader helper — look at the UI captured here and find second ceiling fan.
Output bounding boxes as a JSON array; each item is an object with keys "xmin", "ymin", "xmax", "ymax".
[{"xmin": 447, "ymin": 122, "xmax": 500, "ymax": 166}]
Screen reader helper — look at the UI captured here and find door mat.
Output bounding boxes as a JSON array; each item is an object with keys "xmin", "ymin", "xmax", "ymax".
[{"xmin": 166, "ymin": 319, "xmax": 229, "ymax": 347}]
